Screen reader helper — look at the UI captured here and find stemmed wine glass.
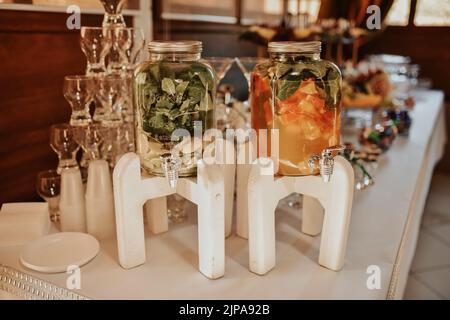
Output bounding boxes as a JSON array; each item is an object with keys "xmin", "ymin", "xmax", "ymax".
[
  {"xmin": 100, "ymin": 0, "xmax": 126, "ymax": 27},
  {"xmin": 235, "ymin": 57, "xmax": 267, "ymax": 109},
  {"xmin": 100, "ymin": 123, "xmax": 129, "ymax": 167},
  {"xmin": 50, "ymin": 124, "xmax": 80, "ymax": 174},
  {"xmin": 97, "ymin": 74, "xmax": 125, "ymax": 127},
  {"xmin": 204, "ymin": 57, "xmax": 249, "ymax": 131},
  {"xmin": 107, "ymin": 27, "xmax": 133, "ymax": 75},
  {"xmin": 123, "ymin": 28, "xmax": 145, "ymax": 72},
  {"xmin": 96, "ymin": 74, "xmax": 126, "ymax": 166},
  {"xmin": 36, "ymin": 170, "xmax": 61, "ymax": 222},
  {"xmin": 80, "ymin": 27, "xmax": 112, "ymax": 76},
  {"xmin": 167, "ymin": 194, "xmax": 188, "ymax": 224},
  {"xmin": 120, "ymin": 74, "xmax": 134, "ymax": 122},
  {"xmin": 280, "ymin": 193, "xmax": 303, "ymax": 210},
  {"xmin": 73, "ymin": 123, "xmax": 107, "ymax": 165},
  {"xmin": 123, "ymin": 121, "xmax": 135, "ymax": 152},
  {"xmin": 63, "ymin": 75, "xmax": 95, "ymax": 126},
  {"xmin": 111, "ymin": 124, "xmax": 129, "ymax": 165},
  {"xmin": 204, "ymin": 57, "xmax": 234, "ymax": 88}
]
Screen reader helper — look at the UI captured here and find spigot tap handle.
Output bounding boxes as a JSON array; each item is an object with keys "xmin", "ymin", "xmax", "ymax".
[
  {"xmin": 161, "ymin": 153, "xmax": 182, "ymax": 188},
  {"xmin": 309, "ymin": 145, "xmax": 348, "ymax": 183}
]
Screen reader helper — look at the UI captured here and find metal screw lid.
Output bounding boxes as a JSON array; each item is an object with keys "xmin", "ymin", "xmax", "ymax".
[
  {"xmin": 268, "ymin": 41, "xmax": 321, "ymax": 54},
  {"xmin": 148, "ymin": 40, "xmax": 202, "ymax": 53}
]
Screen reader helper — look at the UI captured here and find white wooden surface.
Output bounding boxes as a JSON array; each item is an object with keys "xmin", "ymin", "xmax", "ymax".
[{"xmin": 0, "ymin": 90, "xmax": 445, "ymax": 299}]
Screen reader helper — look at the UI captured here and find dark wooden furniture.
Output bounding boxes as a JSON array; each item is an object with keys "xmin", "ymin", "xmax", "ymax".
[{"xmin": 0, "ymin": 11, "xmax": 131, "ymax": 204}]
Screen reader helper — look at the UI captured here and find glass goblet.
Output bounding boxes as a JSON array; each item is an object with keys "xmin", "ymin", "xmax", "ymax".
[
  {"xmin": 97, "ymin": 74, "xmax": 125, "ymax": 127},
  {"xmin": 204, "ymin": 57, "xmax": 234, "ymax": 87},
  {"xmin": 73, "ymin": 123, "xmax": 107, "ymax": 168},
  {"xmin": 120, "ymin": 74, "xmax": 134, "ymax": 122},
  {"xmin": 92, "ymin": 76, "xmax": 107, "ymax": 122},
  {"xmin": 63, "ymin": 75, "xmax": 94, "ymax": 126},
  {"xmin": 123, "ymin": 121, "xmax": 135, "ymax": 152},
  {"xmin": 100, "ymin": 125, "xmax": 127, "ymax": 168},
  {"xmin": 50, "ymin": 123, "xmax": 80, "ymax": 174},
  {"xmin": 80, "ymin": 27, "xmax": 112, "ymax": 76},
  {"xmin": 100, "ymin": 0, "xmax": 126, "ymax": 27},
  {"xmin": 124, "ymin": 28, "xmax": 145, "ymax": 72},
  {"xmin": 36, "ymin": 170, "xmax": 61, "ymax": 222},
  {"xmin": 112, "ymin": 124, "xmax": 129, "ymax": 165},
  {"xmin": 235, "ymin": 57, "xmax": 267, "ymax": 109},
  {"xmin": 167, "ymin": 194, "xmax": 188, "ymax": 224},
  {"xmin": 107, "ymin": 27, "xmax": 133, "ymax": 75}
]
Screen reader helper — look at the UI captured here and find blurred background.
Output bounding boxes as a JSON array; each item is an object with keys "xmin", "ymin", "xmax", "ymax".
[{"xmin": 0, "ymin": 0, "xmax": 449, "ymax": 203}]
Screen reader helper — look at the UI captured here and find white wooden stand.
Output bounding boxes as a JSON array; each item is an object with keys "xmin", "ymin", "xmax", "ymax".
[
  {"xmin": 112, "ymin": 140, "xmax": 235, "ymax": 279},
  {"xmin": 236, "ymin": 142, "xmax": 354, "ymax": 274}
]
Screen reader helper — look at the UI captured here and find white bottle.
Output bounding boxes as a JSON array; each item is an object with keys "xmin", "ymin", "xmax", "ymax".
[
  {"xmin": 59, "ymin": 168, "xmax": 86, "ymax": 232},
  {"xmin": 85, "ymin": 159, "xmax": 116, "ymax": 240}
]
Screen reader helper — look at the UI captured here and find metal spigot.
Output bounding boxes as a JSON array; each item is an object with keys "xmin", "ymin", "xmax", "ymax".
[
  {"xmin": 308, "ymin": 145, "xmax": 346, "ymax": 183},
  {"xmin": 160, "ymin": 153, "xmax": 182, "ymax": 188}
]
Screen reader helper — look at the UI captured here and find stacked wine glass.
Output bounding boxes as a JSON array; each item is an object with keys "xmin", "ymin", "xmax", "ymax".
[
  {"xmin": 37, "ymin": 1, "xmax": 145, "ymax": 221},
  {"xmin": 63, "ymin": 0, "xmax": 145, "ymax": 170}
]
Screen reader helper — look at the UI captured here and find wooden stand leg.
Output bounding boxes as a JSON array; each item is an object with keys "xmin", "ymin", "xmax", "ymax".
[
  {"xmin": 224, "ymin": 164, "xmax": 235, "ymax": 238},
  {"xmin": 196, "ymin": 162, "xmax": 225, "ymax": 279},
  {"xmin": 113, "ymin": 153, "xmax": 146, "ymax": 269},
  {"xmin": 236, "ymin": 136, "xmax": 255, "ymax": 239},
  {"xmin": 318, "ymin": 156, "xmax": 354, "ymax": 271},
  {"xmin": 248, "ymin": 161, "xmax": 277, "ymax": 275},
  {"xmin": 236, "ymin": 163, "xmax": 251, "ymax": 239},
  {"xmin": 302, "ymin": 196, "xmax": 324, "ymax": 236},
  {"xmin": 144, "ymin": 197, "xmax": 168, "ymax": 234}
]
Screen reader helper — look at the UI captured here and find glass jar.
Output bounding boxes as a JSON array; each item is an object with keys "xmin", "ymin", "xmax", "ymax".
[
  {"xmin": 251, "ymin": 41, "xmax": 342, "ymax": 175},
  {"xmin": 134, "ymin": 41, "xmax": 215, "ymax": 177}
]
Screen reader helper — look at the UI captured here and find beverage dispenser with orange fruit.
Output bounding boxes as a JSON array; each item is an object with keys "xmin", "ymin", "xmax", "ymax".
[{"xmin": 251, "ymin": 41, "xmax": 342, "ymax": 177}]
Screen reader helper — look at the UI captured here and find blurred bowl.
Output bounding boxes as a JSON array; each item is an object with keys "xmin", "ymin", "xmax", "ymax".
[{"xmin": 359, "ymin": 120, "xmax": 398, "ymax": 152}]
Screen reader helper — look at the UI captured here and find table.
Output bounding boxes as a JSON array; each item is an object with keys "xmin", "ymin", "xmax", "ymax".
[{"xmin": 0, "ymin": 90, "xmax": 446, "ymax": 300}]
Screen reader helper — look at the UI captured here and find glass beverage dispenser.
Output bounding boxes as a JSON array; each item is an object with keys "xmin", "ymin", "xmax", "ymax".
[
  {"xmin": 134, "ymin": 41, "xmax": 215, "ymax": 185},
  {"xmin": 251, "ymin": 41, "xmax": 342, "ymax": 176}
]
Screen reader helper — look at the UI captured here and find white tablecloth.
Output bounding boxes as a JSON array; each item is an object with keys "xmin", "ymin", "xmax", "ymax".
[{"xmin": 0, "ymin": 90, "xmax": 446, "ymax": 300}]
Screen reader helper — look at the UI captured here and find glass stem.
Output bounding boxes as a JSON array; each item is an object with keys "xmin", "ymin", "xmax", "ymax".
[
  {"xmin": 57, "ymin": 156, "xmax": 78, "ymax": 174},
  {"xmin": 47, "ymin": 196, "xmax": 60, "ymax": 222},
  {"xmin": 86, "ymin": 62, "xmax": 106, "ymax": 75},
  {"xmin": 102, "ymin": 13, "xmax": 126, "ymax": 27}
]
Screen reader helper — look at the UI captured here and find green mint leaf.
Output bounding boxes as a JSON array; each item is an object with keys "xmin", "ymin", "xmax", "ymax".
[
  {"xmin": 181, "ymin": 114, "xmax": 190, "ymax": 126},
  {"xmin": 149, "ymin": 113, "xmax": 165, "ymax": 130},
  {"xmin": 149, "ymin": 64, "xmax": 160, "ymax": 81},
  {"xmin": 277, "ymin": 79, "xmax": 300, "ymax": 100},
  {"xmin": 155, "ymin": 98, "xmax": 173, "ymax": 109},
  {"xmin": 199, "ymin": 92, "xmax": 213, "ymax": 112},
  {"xmin": 324, "ymin": 79, "xmax": 341, "ymax": 108},
  {"xmin": 161, "ymin": 77, "xmax": 176, "ymax": 95},
  {"xmin": 165, "ymin": 120, "xmax": 176, "ymax": 134},
  {"xmin": 176, "ymin": 81, "xmax": 189, "ymax": 96},
  {"xmin": 275, "ymin": 63, "xmax": 292, "ymax": 79},
  {"xmin": 324, "ymin": 67, "xmax": 341, "ymax": 108},
  {"xmin": 180, "ymin": 99, "xmax": 190, "ymax": 112},
  {"xmin": 169, "ymin": 108, "xmax": 180, "ymax": 120},
  {"xmin": 197, "ymin": 71, "xmax": 214, "ymax": 91},
  {"xmin": 188, "ymin": 85, "xmax": 203, "ymax": 105}
]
